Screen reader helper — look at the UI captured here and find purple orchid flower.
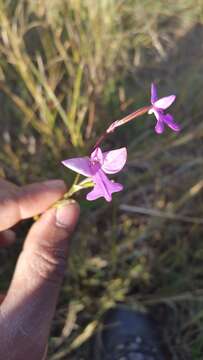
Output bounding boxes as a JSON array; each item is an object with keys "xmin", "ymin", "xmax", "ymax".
[
  {"xmin": 148, "ymin": 83, "xmax": 181, "ymax": 134},
  {"xmin": 62, "ymin": 147, "xmax": 127, "ymax": 202}
]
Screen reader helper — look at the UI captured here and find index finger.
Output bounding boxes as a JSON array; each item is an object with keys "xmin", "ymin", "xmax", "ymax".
[{"xmin": 0, "ymin": 179, "xmax": 66, "ymax": 231}]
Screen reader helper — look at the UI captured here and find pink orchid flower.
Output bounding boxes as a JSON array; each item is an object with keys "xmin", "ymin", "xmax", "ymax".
[
  {"xmin": 62, "ymin": 147, "xmax": 127, "ymax": 202},
  {"xmin": 148, "ymin": 83, "xmax": 181, "ymax": 134}
]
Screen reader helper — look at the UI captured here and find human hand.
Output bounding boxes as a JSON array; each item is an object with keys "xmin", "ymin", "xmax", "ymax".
[{"xmin": 0, "ymin": 179, "xmax": 80, "ymax": 360}]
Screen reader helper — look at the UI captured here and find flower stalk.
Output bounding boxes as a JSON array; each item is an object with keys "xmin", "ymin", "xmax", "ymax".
[
  {"xmin": 93, "ymin": 105, "xmax": 151, "ymax": 150},
  {"xmin": 54, "ymin": 178, "xmax": 94, "ymax": 209}
]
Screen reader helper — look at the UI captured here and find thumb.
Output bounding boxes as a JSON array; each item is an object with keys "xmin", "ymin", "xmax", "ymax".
[{"xmin": 0, "ymin": 200, "xmax": 80, "ymax": 360}]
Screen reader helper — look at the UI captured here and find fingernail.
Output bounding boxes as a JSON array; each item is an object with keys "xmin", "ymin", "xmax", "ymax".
[
  {"xmin": 56, "ymin": 200, "xmax": 80, "ymax": 230},
  {"xmin": 43, "ymin": 179, "xmax": 66, "ymax": 191}
]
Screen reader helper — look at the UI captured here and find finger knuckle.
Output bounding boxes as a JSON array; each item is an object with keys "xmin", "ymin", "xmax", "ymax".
[{"xmin": 29, "ymin": 245, "xmax": 67, "ymax": 284}]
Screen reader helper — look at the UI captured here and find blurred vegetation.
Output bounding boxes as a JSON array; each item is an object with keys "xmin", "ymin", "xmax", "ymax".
[{"xmin": 1, "ymin": 0, "xmax": 203, "ymax": 359}]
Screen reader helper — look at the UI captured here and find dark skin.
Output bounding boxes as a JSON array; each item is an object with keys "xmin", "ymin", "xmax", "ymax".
[{"xmin": 0, "ymin": 179, "xmax": 80, "ymax": 360}]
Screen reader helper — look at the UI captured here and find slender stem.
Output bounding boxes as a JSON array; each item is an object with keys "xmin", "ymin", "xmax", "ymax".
[
  {"xmin": 108, "ymin": 105, "xmax": 151, "ymax": 130},
  {"xmin": 93, "ymin": 132, "xmax": 109, "ymax": 151},
  {"xmin": 64, "ymin": 173, "xmax": 80, "ymax": 199},
  {"xmin": 93, "ymin": 105, "xmax": 151, "ymax": 150}
]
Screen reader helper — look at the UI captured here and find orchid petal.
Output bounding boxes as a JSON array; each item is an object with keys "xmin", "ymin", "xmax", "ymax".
[
  {"xmin": 154, "ymin": 95, "xmax": 176, "ymax": 110},
  {"xmin": 91, "ymin": 147, "xmax": 103, "ymax": 164},
  {"xmin": 151, "ymin": 83, "xmax": 158, "ymax": 104},
  {"xmin": 153, "ymin": 109, "xmax": 161, "ymax": 121},
  {"xmin": 155, "ymin": 120, "xmax": 164, "ymax": 134},
  {"xmin": 153, "ymin": 110, "xmax": 165, "ymax": 134},
  {"xmin": 164, "ymin": 114, "xmax": 181, "ymax": 132},
  {"xmin": 86, "ymin": 169, "xmax": 123, "ymax": 202},
  {"xmin": 62, "ymin": 157, "xmax": 92, "ymax": 177},
  {"xmin": 102, "ymin": 147, "xmax": 127, "ymax": 174}
]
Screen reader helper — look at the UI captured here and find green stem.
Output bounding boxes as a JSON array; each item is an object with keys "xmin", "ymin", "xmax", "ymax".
[
  {"xmin": 54, "ymin": 178, "xmax": 94, "ymax": 208},
  {"xmin": 34, "ymin": 178, "xmax": 94, "ymax": 220}
]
